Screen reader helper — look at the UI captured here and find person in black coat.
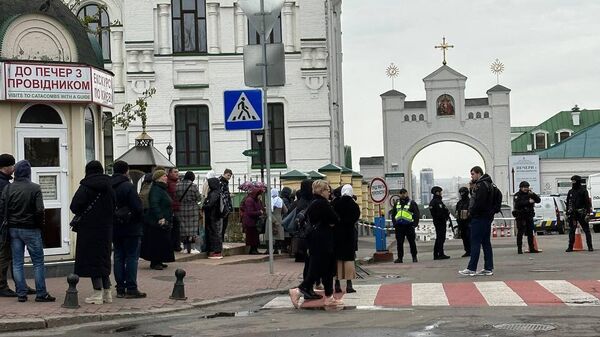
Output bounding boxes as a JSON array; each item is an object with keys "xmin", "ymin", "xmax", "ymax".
[
  {"xmin": 513, "ymin": 181, "xmax": 541, "ymax": 254},
  {"xmin": 111, "ymin": 161, "xmax": 146, "ymax": 298},
  {"xmin": 332, "ymin": 184, "xmax": 360, "ymax": 293},
  {"xmin": 290, "ymin": 179, "xmax": 314, "ymax": 262},
  {"xmin": 203, "ymin": 177, "xmax": 224, "ymax": 259},
  {"xmin": 70, "ymin": 161, "xmax": 114, "ymax": 305},
  {"xmin": 455, "ymin": 187, "xmax": 471, "ymax": 257},
  {"xmin": 392, "ymin": 188, "xmax": 420, "ymax": 264},
  {"xmin": 289, "ymin": 180, "xmax": 342, "ymax": 309},
  {"xmin": 566, "ymin": 175, "xmax": 593, "ymax": 252},
  {"xmin": 429, "ymin": 186, "xmax": 450, "ymax": 260}
]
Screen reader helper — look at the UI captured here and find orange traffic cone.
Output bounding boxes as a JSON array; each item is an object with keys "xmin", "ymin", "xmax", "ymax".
[
  {"xmin": 492, "ymin": 225, "xmax": 497, "ymax": 238},
  {"xmin": 507, "ymin": 225, "xmax": 512, "ymax": 238},
  {"xmin": 573, "ymin": 224, "xmax": 585, "ymax": 251},
  {"xmin": 500, "ymin": 225, "xmax": 505, "ymax": 238}
]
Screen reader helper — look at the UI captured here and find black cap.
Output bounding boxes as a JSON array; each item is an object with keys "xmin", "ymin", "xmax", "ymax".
[
  {"xmin": 571, "ymin": 175, "xmax": 582, "ymax": 182},
  {"xmin": 459, "ymin": 187, "xmax": 469, "ymax": 194},
  {"xmin": 0, "ymin": 154, "xmax": 15, "ymax": 168},
  {"xmin": 431, "ymin": 186, "xmax": 442, "ymax": 194},
  {"xmin": 519, "ymin": 181, "xmax": 530, "ymax": 188}
]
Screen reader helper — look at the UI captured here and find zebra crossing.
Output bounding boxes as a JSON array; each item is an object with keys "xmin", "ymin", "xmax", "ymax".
[{"xmin": 263, "ymin": 280, "xmax": 600, "ymax": 310}]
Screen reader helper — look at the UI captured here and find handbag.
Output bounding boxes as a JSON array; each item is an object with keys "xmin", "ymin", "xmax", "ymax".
[
  {"xmin": 0, "ymin": 185, "xmax": 10, "ymax": 250},
  {"xmin": 70, "ymin": 192, "xmax": 101, "ymax": 232},
  {"xmin": 257, "ymin": 214, "xmax": 267, "ymax": 234}
]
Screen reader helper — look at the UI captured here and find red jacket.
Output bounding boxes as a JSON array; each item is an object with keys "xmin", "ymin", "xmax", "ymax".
[
  {"xmin": 167, "ymin": 177, "xmax": 181, "ymax": 212},
  {"xmin": 241, "ymin": 191, "xmax": 263, "ymax": 228}
]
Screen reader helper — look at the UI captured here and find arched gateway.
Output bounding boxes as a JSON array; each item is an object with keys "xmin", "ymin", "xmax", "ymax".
[{"xmin": 381, "ymin": 64, "xmax": 511, "ymax": 203}]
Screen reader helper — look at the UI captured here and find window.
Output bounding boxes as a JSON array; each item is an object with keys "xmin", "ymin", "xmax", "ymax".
[
  {"xmin": 251, "ymin": 103, "xmax": 285, "ymax": 166},
  {"xmin": 172, "ymin": 0, "xmax": 207, "ymax": 53},
  {"xmin": 84, "ymin": 107, "xmax": 95, "ymax": 163},
  {"xmin": 78, "ymin": 4, "xmax": 111, "ymax": 62},
  {"xmin": 103, "ymin": 112, "xmax": 114, "ymax": 173},
  {"xmin": 557, "ymin": 131, "xmax": 571, "ymax": 142},
  {"xmin": 468, "ymin": 112, "xmax": 474, "ymax": 119},
  {"xmin": 476, "ymin": 112, "xmax": 482, "ymax": 119},
  {"xmin": 418, "ymin": 114, "xmax": 424, "ymax": 121},
  {"xmin": 175, "ymin": 105, "xmax": 210, "ymax": 167},
  {"xmin": 404, "ymin": 115, "xmax": 409, "ymax": 122},
  {"xmin": 534, "ymin": 132, "xmax": 547, "ymax": 150},
  {"xmin": 483, "ymin": 111, "xmax": 490, "ymax": 118},
  {"xmin": 20, "ymin": 104, "xmax": 62, "ymax": 124},
  {"xmin": 248, "ymin": 15, "xmax": 282, "ymax": 44},
  {"xmin": 411, "ymin": 114, "xmax": 416, "ymax": 121}
]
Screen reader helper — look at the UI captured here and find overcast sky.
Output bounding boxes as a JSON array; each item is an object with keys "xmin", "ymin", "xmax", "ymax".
[{"xmin": 341, "ymin": 0, "xmax": 600, "ymax": 178}]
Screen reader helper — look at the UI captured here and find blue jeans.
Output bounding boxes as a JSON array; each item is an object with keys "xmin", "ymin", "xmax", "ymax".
[
  {"xmin": 467, "ymin": 217, "xmax": 494, "ymax": 271},
  {"xmin": 9, "ymin": 228, "xmax": 48, "ymax": 297},
  {"xmin": 113, "ymin": 236, "xmax": 141, "ymax": 292}
]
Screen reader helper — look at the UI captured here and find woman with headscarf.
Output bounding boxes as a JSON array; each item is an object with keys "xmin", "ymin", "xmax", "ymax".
[
  {"xmin": 203, "ymin": 177, "xmax": 224, "ymax": 259},
  {"xmin": 332, "ymin": 184, "xmax": 361, "ymax": 293},
  {"xmin": 241, "ymin": 187, "xmax": 264, "ymax": 254},
  {"xmin": 140, "ymin": 170, "xmax": 175, "ymax": 270},
  {"xmin": 268, "ymin": 188, "xmax": 288, "ymax": 254},
  {"xmin": 176, "ymin": 171, "xmax": 201, "ymax": 254},
  {"xmin": 70, "ymin": 161, "xmax": 114, "ymax": 305}
]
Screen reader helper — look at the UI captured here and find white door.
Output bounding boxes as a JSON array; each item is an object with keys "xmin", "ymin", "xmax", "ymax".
[{"xmin": 16, "ymin": 129, "xmax": 70, "ymax": 255}]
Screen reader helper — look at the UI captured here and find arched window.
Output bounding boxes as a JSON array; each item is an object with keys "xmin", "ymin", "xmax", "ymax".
[
  {"xmin": 483, "ymin": 111, "xmax": 490, "ymax": 118},
  {"xmin": 468, "ymin": 112, "xmax": 474, "ymax": 119},
  {"xmin": 476, "ymin": 112, "xmax": 482, "ymax": 119},
  {"xmin": 418, "ymin": 114, "xmax": 424, "ymax": 121},
  {"xmin": 404, "ymin": 115, "xmax": 409, "ymax": 122},
  {"xmin": 172, "ymin": 0, "xmax": 207, "ymax": 53},
  {"xmin": 411, "ymin": 114, "xmax": 417, "ymax": 121},
  {"xmin": 533, "ymin": 132, "xmax": 548, "ymax": 150},
  {"xmin": 556, "ymin": 130, "xmax": 572, "ymax": 142},
  {"xmin": 20, "ymin": 104, "xmax": 62, "ymax": 124},
  {"xmin": 85, "ymin": 108, "xmax": 96, "ymax": 163},
  {"xmin": 78, "ymin": 4, "xmax": 111, "ymax": 61}
]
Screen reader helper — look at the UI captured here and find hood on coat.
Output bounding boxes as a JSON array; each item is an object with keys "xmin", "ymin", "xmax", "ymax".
[
  {"xmin": 111, "ymin": 174, "xmax": 130, "ymax": 188},
  {"xmin": 207, "ymin": 177, "xmax": 220, "ymax": 191},
  {"xmin": 476, "ymin": 173, "xmax": 492, "ymax": 185},
  {"xmin": 281, "ymin": 187, "xmax": 292, "ymax": 200},
  {"xmin": 81, "ymin": 173, "xmax": 112, "ymax": 192},
  {"xmin": 298, "ymin": 179, "xmax": 313, "ymax": 199},
  {"xmin": 85, "ymin": 160, "xmax": 104, "ymax": 176},
  {"xmin": 14, "ymin": 160, "xmax": 32, "ymax": 181}
]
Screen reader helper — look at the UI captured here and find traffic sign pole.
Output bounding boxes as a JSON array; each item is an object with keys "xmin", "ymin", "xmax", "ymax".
[{"xmin": 260, "ymin": 0, "xmax": 274, "ymax": 275}]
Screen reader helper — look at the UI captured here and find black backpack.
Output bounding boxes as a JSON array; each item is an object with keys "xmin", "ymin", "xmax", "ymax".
[
  {"xmin": 490, "ymin": 182, "xmax": 503, "ymax": 214},
  {"xmin": 113, "ymin": 181, "xmax": 132, "ymax": 226},
  {"xmin": 295, "ymin": 201, "xmax": 317, "ymax": 239}
]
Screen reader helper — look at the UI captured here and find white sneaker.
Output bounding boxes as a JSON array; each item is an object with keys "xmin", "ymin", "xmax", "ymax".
[
  {"xmin": 85, "ymin": 289, "xmax": 104, "ymax": 305},
  {"xmin": 458, "ymin": 269, "xmax": 476, "ymax": 276},
  {"xmin": 477, "ymin": 269, "xmax": 494, "ymax": 276},
  {"xmin": 103, "ymin": 288, "xmax": 113, "ymax": 303},
  {"xmin": 190, "ymin": 249, "xmax": 201, "ymax": 254}
]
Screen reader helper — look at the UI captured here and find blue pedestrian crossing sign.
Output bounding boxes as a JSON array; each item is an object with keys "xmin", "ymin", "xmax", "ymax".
[{"xmin": 224, "ymin": 89, "xmax": 263, "ymax": 131}]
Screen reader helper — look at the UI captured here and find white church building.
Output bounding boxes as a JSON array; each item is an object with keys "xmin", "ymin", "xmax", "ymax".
[{"xmin": 66, "ymin": 0, "xmax": 345, "ymax": 177}]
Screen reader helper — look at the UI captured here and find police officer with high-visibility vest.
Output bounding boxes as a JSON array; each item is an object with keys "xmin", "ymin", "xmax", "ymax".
[{"xmin": 391, "ymin": 188, "xmax": 420, "ymax": 263}]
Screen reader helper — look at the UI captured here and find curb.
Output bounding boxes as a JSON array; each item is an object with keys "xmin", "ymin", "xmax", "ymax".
[{"xmin": 0, "ymin": 288, "xmax": 289, "ymax": 333}]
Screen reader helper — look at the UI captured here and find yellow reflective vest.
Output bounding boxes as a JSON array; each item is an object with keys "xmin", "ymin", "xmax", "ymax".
[{"xmin": 394, "ymin": 202, "xmax": 414, "ymax": 224}]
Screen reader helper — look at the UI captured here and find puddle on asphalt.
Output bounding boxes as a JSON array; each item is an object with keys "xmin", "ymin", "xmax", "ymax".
[{"xmin": 201, "ymin": 311, "xmax": 255, "ymax": 319}]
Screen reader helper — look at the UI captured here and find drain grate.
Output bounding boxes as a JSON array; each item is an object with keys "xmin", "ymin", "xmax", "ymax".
[{"xmin": 493, "ymin": 323, "xmax": 556, "ymax": 332}]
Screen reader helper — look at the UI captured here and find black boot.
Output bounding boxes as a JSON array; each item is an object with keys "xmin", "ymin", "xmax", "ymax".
[
  {"xmin": 334, "ymin": 280, "xmax": 342, "ymax": 293},
  {"xmin": 346, "ymin": 280, "xmax": 356, "ymax": 293},
  {"xmin": 517, "ymin": 245, "xmax": 523, "ymax": 254}
]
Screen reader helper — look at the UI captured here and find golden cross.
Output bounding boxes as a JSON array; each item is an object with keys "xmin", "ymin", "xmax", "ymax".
[{"xmin": 434, "ymin": 37, "xmax": 454, "ymax": 65}]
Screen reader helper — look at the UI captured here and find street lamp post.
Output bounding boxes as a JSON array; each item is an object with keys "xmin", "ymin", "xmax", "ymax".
[
  {"xmin": 256, "ymin": 132, "xmax": 265, "ymax": 182},
  {"xmin": 166, "ymin": 143, "xmax": 173, "ymax": 161}
]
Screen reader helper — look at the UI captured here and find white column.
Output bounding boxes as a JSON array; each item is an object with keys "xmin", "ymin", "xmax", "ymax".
[
  {"xmin": 206, "ymin": 2, "xmax": 220, "ymax": 53},
  {"xmin": 126, "ymin": 50, "xmax": 140, "ymax": 73},
  {"xmin": 111, "ymin": 29, "xmax": 125, "ymax": 91},
  {"xmin": 234, "ymin": 4, "xmax": 246, "ymax": 53},
  {"xmin": 157, "ymin": 4, "xmax": 171, "ymax": 55},
  {"xmin": 140, "ymin": 50, "xmax": 154, "ymax": 72},
  {"xmin": 282, "ymin": 1, "xmax": 295, "ymax": 52}
]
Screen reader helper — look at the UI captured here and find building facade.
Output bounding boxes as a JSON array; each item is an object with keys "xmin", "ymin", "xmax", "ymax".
[
  {"xmin": 0, "ymin": 0, "xmax": 114, "ymax": 259},
  {"xmin": 66, "ymin": 0, "xmax": 345, "ymax": 178}
]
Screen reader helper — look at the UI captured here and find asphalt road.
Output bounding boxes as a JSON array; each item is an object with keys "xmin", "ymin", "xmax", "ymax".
[{"xmin": 3, "ymin": 233, "xmax": 600, "ymax": 337}]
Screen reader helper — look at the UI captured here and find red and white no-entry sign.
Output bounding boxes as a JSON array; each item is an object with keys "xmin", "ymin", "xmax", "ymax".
[{"xmin": 369, "ymin": 177, "xmax": 388, "ymax": 204}]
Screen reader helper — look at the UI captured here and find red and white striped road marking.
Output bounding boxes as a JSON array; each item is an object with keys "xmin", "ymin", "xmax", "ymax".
[{"xmin": 264, "ymin": 280, "xmax": 600, "ymax": 309}]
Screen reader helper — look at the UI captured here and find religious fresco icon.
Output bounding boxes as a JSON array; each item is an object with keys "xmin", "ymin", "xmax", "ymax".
[{"xmin": 436, "ymin": 94, "xmax": 455, "ymax": 116}]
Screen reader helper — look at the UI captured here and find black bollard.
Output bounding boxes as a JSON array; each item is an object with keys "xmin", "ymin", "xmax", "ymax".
[
  {"xmin": 62, "ymin": 273, "xmax": 80, "ymax": 309},
  {"xmin": 169, "ymin": 268, "xmax": 187, "ymax": 300}
]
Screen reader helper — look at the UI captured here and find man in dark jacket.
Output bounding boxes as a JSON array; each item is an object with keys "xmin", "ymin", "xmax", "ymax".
[
  {"xmin": 460, "ymin": 166, "xmax": 495, "ymax": 276},
  {"xmin": 167, "ymin": 167, "xmax": 182, "ymax": 252},
  {"xmin": 203, "ymin": 177, "xmax": 224, "ymax": 259},
  {"xmin": 111, "ymin": 161, "xmax": 146, "ymax": 299},
  {"xmin": 429, "ymin": 186, "xmax": 450, "ymax": 260},
  {"xmin": 566, "ymin": 175, "xmax": 593, "ymax": 252},
  {"xmin": 219, "ymin": 169, "xmax": 233, "ymax": 242},
  {"xmin": 513, "ymin": 181, "xmax": 541, "ymax": 254},
  {"xmin": 455, "ymin": 187, "xmax": 471, "ymax": 257},
  {"xmin": 0, "ymin": 160, "xmax": 55, "ymax": 302},
  {"xmin": 392, "ymin": 188, "xmax": 420, "ymax": 263}
]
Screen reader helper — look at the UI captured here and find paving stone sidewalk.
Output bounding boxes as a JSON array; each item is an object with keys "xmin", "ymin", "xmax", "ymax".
[{"xmin": 0, "ymin": 254, "xmax": 304, "ymax": 331}]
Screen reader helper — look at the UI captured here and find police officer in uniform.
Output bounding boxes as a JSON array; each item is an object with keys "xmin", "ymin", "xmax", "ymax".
[
  {"xmin": 392, "ymin": 188, "xmax": 420, "ymax": 263},
  {"xmin": 512, "ymin": 181, "xmax": 541, "ymax": 254},
  {"xmin": 566, "ymin": 175, "xmax": 593, "ymax": 252},
  {"xmin": 455, "ymin": 187, "xmax": 471, "ymax": 257},
  {"xmin": 429, "ymin": 186, "xmax": 450, "ymax": 260}
]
